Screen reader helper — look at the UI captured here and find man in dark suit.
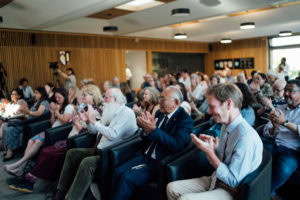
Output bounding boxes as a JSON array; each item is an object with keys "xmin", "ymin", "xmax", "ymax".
[{"xmin": 112, "ymin": 86, "xmax": 194, "ymax": 200}]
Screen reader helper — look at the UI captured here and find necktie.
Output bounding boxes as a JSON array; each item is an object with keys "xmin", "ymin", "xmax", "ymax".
[
  {"xmin": 94, "ymin": 134, "xmax": 103, "ymax": 148},
  {"xmin": 209, "ymin": 129, "xmax": 228, "ymax": 191},
  {"xmin": 145, "ymin": 115, "xmax": 168, "ymax": 158}
]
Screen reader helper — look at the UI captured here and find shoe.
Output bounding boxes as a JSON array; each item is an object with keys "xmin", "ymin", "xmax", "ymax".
[
  {"xmin": 6, "ymin": 176, "xmax": 27, "ymax": 187},
  {"xmin": 3, "ymin": 154, "xmax": 14, "ymax": 162},
  {"xmin": 8, "ymin": 180, "xmax": 33, "ymax": 193},
  {"xmin": 52, "ymin": 189, "xmax": 66, "ymax": 200},
  {"xmin": 4, "ymin": 166, "xmax": 24, "ymax": 177}
]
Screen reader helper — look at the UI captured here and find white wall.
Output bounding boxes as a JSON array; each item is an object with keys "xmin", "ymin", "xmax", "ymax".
[{"xmin": 126, "ymin": 51, "xmax": 147, "ymax": 90}]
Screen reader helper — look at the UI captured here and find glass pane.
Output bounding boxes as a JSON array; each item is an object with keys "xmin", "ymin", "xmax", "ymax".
[
  {"xmin": 270, "ymin": 48, "xmax": 300, "ymax": 78},
  {"xmin": 270, "ymin": 35, "xmax": 300, "ymax": 47}
]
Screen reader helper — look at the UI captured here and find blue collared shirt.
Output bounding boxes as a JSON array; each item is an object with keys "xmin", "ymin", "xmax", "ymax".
[
  {"xmin": 263, "ymin": 104, "xmax": 300, "ymax": 151},
  {"xmin": 216, "ymin": 114, "xmax": 263, "ymax": 188}
]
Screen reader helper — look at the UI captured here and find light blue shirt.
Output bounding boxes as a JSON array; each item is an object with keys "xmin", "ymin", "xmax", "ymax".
[
  {"xmin": 240, "ymin": 106, "xmax": 255, "ymax": 126},
  {"xmin": 263, "ymin": 104, "xmax": 300, "ymax": 151},
  {"xmin": 216, "ymin": 114, "xmax": 263, "ymax": 188}
]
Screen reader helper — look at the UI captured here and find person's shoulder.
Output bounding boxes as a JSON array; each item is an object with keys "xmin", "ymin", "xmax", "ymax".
[{"xmin": 176, "ymin": 107, "xmax": 193, "ymax": 123}]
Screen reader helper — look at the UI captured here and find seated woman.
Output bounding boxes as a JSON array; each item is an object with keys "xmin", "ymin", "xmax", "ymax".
[
  {"xmin": 45, "ymin": 82, "xmax": 56, "ymax": 104},
  {"xmin": 2, "ymin": 87, "xmax": 49, "ymax": 161},
  {"xmin": 187, "ymin": 73, "xmax": 207, "ymax": 103},
  {"xmin": 0, "ymin": 88, "xmax": 27, "ymax": 145},
  {"xmin": 120, "ymin": 82, "xmax": 134, "ymax": 104},
  {"xmin": 133, "ymin": 87, "xmax": 160, "ymax": 118},
  {"xmin": 4, "ymin": 87, "xmax": 73, "ymax": 174},
  {"xmin": 5, "ymin": 85, "xmax": 102, "ymax": 193},
  {"xmin": 68, "ymin": 85, "xmax": 79, "ymax": 106},
  {"xmin": 176, "ymin": 82, "xmax": 191, "ymax": 115}
]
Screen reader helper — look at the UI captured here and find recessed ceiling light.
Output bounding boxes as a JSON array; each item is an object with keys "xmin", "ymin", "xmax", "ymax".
[
  {"xmin": 174, "ymin": 33, "xmax": 187, "ymax": 39},
  {"xmin": 279, "ymin": 31, "xmax": 292, "ymax": 37},
  {"xmin": 171, "ymin": 8, "xmax": 190, "ymax": 17},
  {"xmin": 103, "ymin": 26, "xmax": 118, "ymax": 32},
  {"xmin": 220, "ymin": 38, "xmax": 232, "ymax": 44},
  {"xmin": 240, "ymin": 22, "xmax": 255, "ymax": 29}
]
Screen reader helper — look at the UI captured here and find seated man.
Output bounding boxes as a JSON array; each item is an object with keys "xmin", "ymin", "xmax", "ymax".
[
  {"xmin": 167, "ymin": 83, "xmax": 263, "ymax": 200},
  {"xmin": 263, "ymin": 79, "xmax": 300, "ymax": 200},
  {"xmin": 257, "ymin": 79, "xmax": 287, "ymax": 117},
  {"xmin": 53, "ymin": 88, "xmax": 138, "ymax": 200},
  {"xmin": 112, "ymin": 86, "xmax": 194, "ymax": 200}
]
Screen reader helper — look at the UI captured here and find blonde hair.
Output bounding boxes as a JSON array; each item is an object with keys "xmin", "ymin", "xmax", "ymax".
[{"xmin": 83, "ymin": 84, "xmax": 103, "ymax": 106}]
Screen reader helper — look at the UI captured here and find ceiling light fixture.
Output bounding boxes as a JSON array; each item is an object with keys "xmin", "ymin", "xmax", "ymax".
[
  {"xmin": 240, "ymin": 22, "xmax": 255, "ymax": 29},
  {"xmin": 279, "ymin": 31, "xmax": 292, "ymax": 37},
  {"xmin": 220, "ymin": 38, "xmax": 232, "ymax": 44},
  {"xmin": 174, "ymin": 33, "xmax": 187, "ymax": 39},
  {"xmin": 171, "ymin": 8, "xmax": 190, "ymax": 17},
  {"xmin": 103, "ymin": 26, "xmax": 118, "ymax": 32}
]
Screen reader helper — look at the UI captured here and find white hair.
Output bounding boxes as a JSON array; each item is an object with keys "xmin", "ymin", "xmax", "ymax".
[
  {"xmin": 109, "ymin": 88, "xmax": 126, "ymax": 105},
  {"xmin": 166, "ymin": 86, "xmax": 183, "ymax": 103},
  {"xmin": 273, "ymin": 79, "xmax": 286, "ymax": 88}
]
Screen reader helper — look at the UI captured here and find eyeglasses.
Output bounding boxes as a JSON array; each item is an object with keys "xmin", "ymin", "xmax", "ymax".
[{"xmin": 284, "ymin": 89, "xmax": 300, "ymax": 94}]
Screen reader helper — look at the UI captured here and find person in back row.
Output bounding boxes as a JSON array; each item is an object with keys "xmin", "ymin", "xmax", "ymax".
[
  {"xmin": 53, "ymin": 88, "xmax": 138, "ymax": 200},
  {"xmin": 167, "ymin": 83, "xmax": 263, "ymax": 200}
]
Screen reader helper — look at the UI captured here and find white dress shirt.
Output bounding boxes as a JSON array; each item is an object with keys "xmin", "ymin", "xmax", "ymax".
[
  {"xmin": 263, "ymin": 104, "xmax": 300, "ymax": 151},
  {"xmin": 88, "ymin": 105, "xmax": 138, "ymax": 149}
]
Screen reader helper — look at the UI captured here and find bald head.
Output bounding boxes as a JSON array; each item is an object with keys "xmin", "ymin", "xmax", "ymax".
[{"xmin": 272, "ymin": 79, "xmax": 286, "ymax": 99}]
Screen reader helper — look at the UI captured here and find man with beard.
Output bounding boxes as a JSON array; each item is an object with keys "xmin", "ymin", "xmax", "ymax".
[
  {"xmin": 53, "ymin": 88, "xmax": 138, "ymax": 200},
  {"xmin": 263, "ymin": 79, "xmax": 300, "ymax": 200}
]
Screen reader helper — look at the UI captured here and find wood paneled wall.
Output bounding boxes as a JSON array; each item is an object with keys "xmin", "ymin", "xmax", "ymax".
[
  {"xmin": 204, "ymin": 37, "xmax": 269, "ymax": 78},
  {"xmin": 0, "ymin": 29, "xmax": 209, "ymax": 92}
]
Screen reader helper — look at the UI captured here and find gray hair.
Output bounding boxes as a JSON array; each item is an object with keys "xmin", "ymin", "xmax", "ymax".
[
  {"xmin": 166, "ymin": 86, "xmax": 183, "ymax": 103},
  {"xmin": 109, "ymin": 88, "xmax": 127, "ymax": 105},
  {"xmin": 273, "ymin": 79, "xmax": 286, "ymax": 88}
]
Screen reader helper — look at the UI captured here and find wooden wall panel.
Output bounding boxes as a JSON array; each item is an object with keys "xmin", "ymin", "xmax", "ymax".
[
  {"xmin": 0, "ymin": 29, "xmax": 208, "ymax": 92},
  {"xmin": 204, "ymin": 37, "xmax": 269, "ymax": 78}
]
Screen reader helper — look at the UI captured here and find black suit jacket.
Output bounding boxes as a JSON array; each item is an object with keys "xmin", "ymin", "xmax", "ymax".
[{"xmin": 141, "ymin": 106, "xmax": 194, "ymax": 160}]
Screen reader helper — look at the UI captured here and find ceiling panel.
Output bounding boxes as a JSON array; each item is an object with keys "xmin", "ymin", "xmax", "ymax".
[{"xmin": 88, "ymin": 8, "xmax": 133, "ymax": 20}]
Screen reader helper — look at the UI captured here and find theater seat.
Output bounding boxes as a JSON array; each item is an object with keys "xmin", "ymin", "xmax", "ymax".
[
  {"xmin": 44, "ymin": 123, "xmax": 73, "ymax": 146},
  {"xmin": 109, "ymin": 137, "xmax": 193, "ymax": 200}
]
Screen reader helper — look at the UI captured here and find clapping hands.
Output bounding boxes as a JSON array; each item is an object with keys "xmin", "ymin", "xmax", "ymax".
[
  {"xmin": 191, "ymin": 133, "xmax": 218, "ymax": 154},
  {"xmin": 137, "ymin": 111, "xmax": 158, "ymax": 134}
]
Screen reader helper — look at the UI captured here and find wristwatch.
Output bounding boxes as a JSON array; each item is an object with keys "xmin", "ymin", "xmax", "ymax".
[{"xmin": 283, "ymin": 120, "xmax": 289, "ymax": 127}]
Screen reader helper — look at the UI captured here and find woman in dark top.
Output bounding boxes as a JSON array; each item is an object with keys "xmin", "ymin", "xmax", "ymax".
[
  {"xmin": 45, "ymin": 82, "xmax": 56, "ymax": 103},
  {"xmin": 120, "ymin": 82, "xmax": 134, "ymax": 103}
]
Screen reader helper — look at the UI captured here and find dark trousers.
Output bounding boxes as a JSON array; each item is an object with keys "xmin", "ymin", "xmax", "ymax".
[
  {"xmin": 57, "ymin": 148, "xmax": 100, "ymax": 200},
  {"xmin": 112, "ymin": 155, "xmax": 158, "ymax": 200},
  {"xmin": 263, "ymin": 138, "xmax": 300, "ymax": 195}
]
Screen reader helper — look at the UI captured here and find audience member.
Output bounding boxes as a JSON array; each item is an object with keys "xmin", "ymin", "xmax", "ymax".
[
  {"xmin": 176, "ymin": 83, "xmax": 191, "ymax": 115},
  {"xmin": 19, "ymin": 78, "xmax": 34, "ymax": 102},
  {"xmin": 120, "ymin": 82, "xmax": 134, "ymax": 104},
  {"xmin": 247, "ymin": 70, "xmax": 257, "ymax": 85},
  {"xmin": 112, "ymin": 76, "xmax": 120, "ymax": 88},
  {"xmin": 167, "ymin": 83, "xmax": 263, "ymax": 200},
  {"xmin": 263, "ymin": 79, "xmax": 300, "ymax": 200},
  {"xmin": 57, "ymin": 68, "xmax": 76, "ymax": 90},
  {"xmin": 179, "ymin": 69, "xmax": 191, "ymax": 90},
  {"xmin": 103, "ymin": 81, "xmax": 111, "ymax": 93},
  {"xmin": 112, "ymin": 86, "xmax": 193, "ymax": 200},
  {"xmin": 236, "ymin": 72, "xmax": 247, "ymax": 84},
  {"xmin": 224, "ymin": 69, "xmax": 235, "ymax": 83},
  {"xmin": 188, "ymin": 73, "xmax": 206, "ymax": 102},
  {"xmin": 53, "ymin": 88, "xmax": 137, "ymax": 200},
  {"xmin": 278, "ymin": 57, "xmax": 289, "ymax": 81},
  {"xmin": 68, "ymin": 85, "xmax": 79, "ymax": 105},
  {"xmin": 133, "ymin": 87, "xmax": 160, "ymax": 118},
  {"xmin": 267, "ymin": 70, "xmax": 278, "ymax": 85},
  {"xmin": 45, "ymin": 82, "xmax": 56, "ymax": 103}
]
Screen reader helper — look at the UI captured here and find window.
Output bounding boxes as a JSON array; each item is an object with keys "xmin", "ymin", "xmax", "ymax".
[{"xmin": 269, "ymin": 36, "xmax": 300, "ymax": 78}]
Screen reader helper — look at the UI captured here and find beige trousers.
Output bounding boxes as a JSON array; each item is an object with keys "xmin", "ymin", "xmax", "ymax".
[{"xmin": 167, "ymin": 176, "xmax": 234, "ymax": 200}]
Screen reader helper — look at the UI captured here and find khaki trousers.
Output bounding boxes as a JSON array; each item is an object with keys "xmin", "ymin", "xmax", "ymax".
[{"xmin": 167, "ymin": 176, "xmax": 234, "ymax": 200}]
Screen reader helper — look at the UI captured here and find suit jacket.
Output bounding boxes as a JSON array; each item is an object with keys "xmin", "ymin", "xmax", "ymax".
[{"xmin": 141, "ymin": 106, "xmax": 194, "ymax": 160}]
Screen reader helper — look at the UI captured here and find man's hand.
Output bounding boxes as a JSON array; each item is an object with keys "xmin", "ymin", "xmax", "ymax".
[
  {"xmin": 137, "ymin": 111, "xmax": 157, "ymax": 134},
  {"xmin": 191, "ymin": 133, "xmax": 221, "ymax": 169},
  {"xmin": 269, "ymin": 109, "xmax": 286, "ymax": 126}
]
